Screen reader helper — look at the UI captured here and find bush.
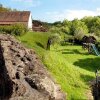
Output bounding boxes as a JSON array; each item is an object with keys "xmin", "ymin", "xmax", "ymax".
[
  {"xmin": 0, "ymin": 25, "xmax": 12, "ymax": 34},
  {"xmin": 11, "ymin": 23, "xmax": 27, "ymax": 36},
  {"xmin": 49, "ymin": 33, "xmax": 61, "ymax": 45},
  {"xmin": 46, "ymin": 34, "xmax": 61, "ymax": 50},
  {"xmin": 74, "ymin": 31, "xmax": 85, "ymax": 41},
  {"xmin": 0, "ymin": 23, "xmax": 27, "ymax": 35}
]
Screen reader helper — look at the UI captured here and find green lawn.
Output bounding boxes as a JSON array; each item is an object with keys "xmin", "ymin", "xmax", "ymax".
[
  {"xmin": 17, "ymin": 31, "xmax": 100, "ymax": 100},
  {"xmin": 17, "ymin": 31, "xmax": 50, "ymax": 58}
]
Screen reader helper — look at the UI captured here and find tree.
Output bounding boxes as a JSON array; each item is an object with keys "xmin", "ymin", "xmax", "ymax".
[
  {"xmin": 82, "ymin": 16, "xmax": 100, "ymax": 37},
  {"xmin": 0, "ymin": 3, "xmax": 13, "ymax": 12},
  {"xmin": 81, "ymin": 16, "xmax": 93, "ymax": 32},
  {"xmin": 71, "ymin": 19, "xmax": 88, "ymax": 36},
  {"xmin": 52, "ymin": 21, "xmax": 62, "ymax": 27},
  {"xmin": 61, "ymin": 19, "xmax": 71, "ymax": 35}
]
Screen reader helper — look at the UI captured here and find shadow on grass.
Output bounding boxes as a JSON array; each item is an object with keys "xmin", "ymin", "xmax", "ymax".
[
  {"xmin": 62, "ymin": 49, "xmax": 89, "ymax": 55},
  {"xmin": 35, "ymin": 42, "xmax": 44, "ymax": 49},
  {"xmin": 22, "ymin": 40, "xmax": 27, "ymax": 43},
  {"xmin": 74, "ymin": 57, "xmax": 100, "ymax": 72},
  {"xmin": 56, "ymin": 49, "xmax": 71, "ymax": 52},
  {"xmin": 80, "ymin": 74, "xmax": 94, "ymax": 83},
  {"xmin": 62, "ymin": 51, "xmax": 74, "ymax": 54}
]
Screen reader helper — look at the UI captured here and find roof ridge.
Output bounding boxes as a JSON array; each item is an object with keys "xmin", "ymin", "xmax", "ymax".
[{"xmin": 0, "ymin": 11, "xmax": 31, "ymax": 25}]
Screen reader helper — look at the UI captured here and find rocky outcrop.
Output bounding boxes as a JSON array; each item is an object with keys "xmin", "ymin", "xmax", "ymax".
[{"xmin": 0, "ymin": 34, "xmax": 66, "ymax": 100}]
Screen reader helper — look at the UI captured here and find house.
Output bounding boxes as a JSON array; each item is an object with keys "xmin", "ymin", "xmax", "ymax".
[
  {"xmin": 32, "ymin": 20, "xmax": 48, "ymax": 32},
  {"xmin": 0, "ymin": 11, "xmax": 32, "ymax": 30}
]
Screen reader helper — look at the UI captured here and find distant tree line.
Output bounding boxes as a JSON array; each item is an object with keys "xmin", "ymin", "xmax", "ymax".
[{"xmin": 50, "ymin": 16, "xmax": 100, "ymax": 43}]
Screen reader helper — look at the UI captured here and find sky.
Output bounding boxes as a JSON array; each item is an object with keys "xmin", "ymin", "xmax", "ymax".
[{"xmin": 0, "ymin": 0, "xmax": 100, "ymax": 22}]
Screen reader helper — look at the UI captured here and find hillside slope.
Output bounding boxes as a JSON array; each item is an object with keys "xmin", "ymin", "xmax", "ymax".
[{"xmin": 17, "ymin": 32, "xmax": 99, "ymax": 100}]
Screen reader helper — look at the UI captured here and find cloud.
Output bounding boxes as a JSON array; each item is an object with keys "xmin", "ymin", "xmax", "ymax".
[
  {"xmin": 46, "ymin": 9, "xmax": 100, "ymax": 22},
  {"xmin": 11, "ymin": 0, "xmax": 41, "ymax": 7}
]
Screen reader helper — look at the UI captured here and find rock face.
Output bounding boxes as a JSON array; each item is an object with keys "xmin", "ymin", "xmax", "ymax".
[{"xmin": 0, "ymin": 34, "xmax": 66, "ymax": 100}]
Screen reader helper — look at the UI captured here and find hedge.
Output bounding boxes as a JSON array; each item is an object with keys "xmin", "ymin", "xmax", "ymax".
[{"xmin": 0, "ymin": 23, "xmax": 28, "ymax": 36}]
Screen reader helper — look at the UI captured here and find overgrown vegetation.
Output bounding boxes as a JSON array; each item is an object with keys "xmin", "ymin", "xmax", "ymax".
[{"xmin": 0, "ymin": 23, "xmax": 27, "ymax": 36}]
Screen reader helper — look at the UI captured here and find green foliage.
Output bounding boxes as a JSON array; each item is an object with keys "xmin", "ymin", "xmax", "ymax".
[
  {"xmin": 11, "ymin": 24, "xmax": 27, "ymax": 36},
  {"xmin": 0, "ymin": 3, "xmax": 11, "ymax": 12},
  {"xmin": 74, "ymin": 28, "xmax": 86, "ymax": 40},
  {"xmin": 0, "ymin": 3, "xmax": 17, "ymax": 12},
  {"xmin": 50, "ymin": 26, "xmax": 60, "ymax": 33},
  {"xmin": 49, "ymin": 33, "xmax": 61, "ymax": 45},
  {"xmin": 50, "ymin": 22, "xmax": 71, "ymax": 41},
  {"xmin": 52, "ymin": 21, "xmax": 62, "ymax": 27},
  {"xmin": 50, "ymin": 18, "xmax": 90, "ymax": 43},
  {"xmin": 61, "ymin": 19, "xmax": 71, "ymax": 34},
  {"xmin": 61, "ymin": 26, "xmax": 70, "ymax": 35},
  {"xmin": 51, "ymin": 20, "xmax": 72, "ymax": 36},
  {"xmin": 50, "ymin": 16, "xmax": 100, "ymax": 43},
  {"xmin": 0, "ymin": 24, "xmax": 27, "ymax": 36},
  {"xmin": 49, "ymin": 26, "xmax": 65, "ymax": 40},
  {"xmin": 0, "ymin": 25, "xmax": 12, "ymax": 34},
  {"xmin": 82, "ymin": 16, "xmax": 100, "ymax": 37},
  {"xmin": 71, "ymin": 19, "xmax": 89, "ymax": 36}
]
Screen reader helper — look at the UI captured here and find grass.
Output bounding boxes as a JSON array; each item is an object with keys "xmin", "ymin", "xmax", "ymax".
[
  {"xmin": 43, "ymin": 45, "xmax": 99, "ymax": 99},
  {"xmin": 17, "ymin": 31, "xmax": 50, "ymax": 58},
  {"xmin": 17, "ymin": 31, "xmax": 100, "ymax": 100}
]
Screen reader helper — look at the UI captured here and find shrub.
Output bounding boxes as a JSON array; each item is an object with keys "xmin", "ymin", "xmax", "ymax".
[
  {"xmin": 74, "ymin": 31, "xmax": 85, "ymax": 41},
  {"xmin": 0, "ymin": 25, "xmax": 12, "ymax": 34},
  {"xmin": 11, "ymin": 23, "xmax": 27, "ymax": 36},
  {"xmin": 0, "ymin": 23, "xmax": 27, "ymax": 35},
  {"xmin": 60, "ymin": 35, "xmax": 74, "ymax": 46},
  {"xmin": 46, "ymin": 34, "xmax": 61, "ymax": 50},
  {"xmin": 49, "ymin": 33, "xmax": 61, "ymax": 45}
]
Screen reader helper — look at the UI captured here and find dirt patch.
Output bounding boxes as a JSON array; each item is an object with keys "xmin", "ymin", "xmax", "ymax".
[{"xmin": 86, "ymin": 89, "xmax": 93, "ymax": 100}]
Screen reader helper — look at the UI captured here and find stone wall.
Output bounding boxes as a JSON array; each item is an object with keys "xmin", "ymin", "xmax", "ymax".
[{"xmin": 0, "ymin": 34, "xmax": 66, "ymax": 100}]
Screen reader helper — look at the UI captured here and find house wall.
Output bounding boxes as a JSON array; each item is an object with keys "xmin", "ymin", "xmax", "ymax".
[{"xmin": 28, "ymin": 13, "xmax": 32, "ymax": 30}]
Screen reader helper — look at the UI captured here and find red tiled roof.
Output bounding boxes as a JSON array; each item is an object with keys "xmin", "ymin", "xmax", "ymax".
[{"xmin": 0, "ymin": 11, "xmax": 30, "ymax": 24}]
